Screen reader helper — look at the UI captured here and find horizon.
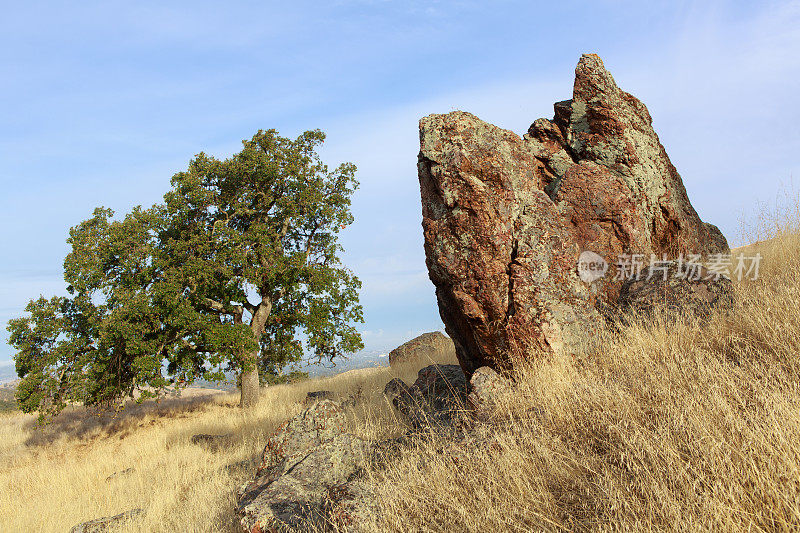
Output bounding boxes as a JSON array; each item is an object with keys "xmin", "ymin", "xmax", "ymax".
[{"xmin": 2, "ymin": 0, "xmax": 800, "ymax": 369}]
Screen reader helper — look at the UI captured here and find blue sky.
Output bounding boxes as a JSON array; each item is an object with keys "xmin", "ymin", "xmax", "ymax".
[{"xmin": 1, "ymin": 0, "xmax": 799, "ymax": 369}]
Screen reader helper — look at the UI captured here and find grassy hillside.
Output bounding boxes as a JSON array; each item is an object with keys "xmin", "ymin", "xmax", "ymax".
[
  {"xmin": 2, "ymin": 205, "xmax": 799, "ymax": 532},
  {"xmin": 363, "ymin": 230, "xmax": 800, "ymax": 530},
  {"xmin": 0, "ymin": 345, "xmax": 455, "ymax": 532}
]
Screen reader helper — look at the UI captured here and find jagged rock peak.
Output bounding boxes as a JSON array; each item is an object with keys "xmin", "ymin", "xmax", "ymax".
[{"xmin": 418, "ymin": 54, "xmax": 728, "ymax": 377}]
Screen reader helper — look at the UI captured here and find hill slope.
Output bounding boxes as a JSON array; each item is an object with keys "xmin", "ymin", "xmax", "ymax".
[{"xmin": 1, "ymin": 230, "xmax": 798, "ymax": 531}]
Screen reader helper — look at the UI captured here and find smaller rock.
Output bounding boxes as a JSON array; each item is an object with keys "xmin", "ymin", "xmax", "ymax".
[
  {"xmin": 388, "ymin": 332, "xmax": 454, "ymax": 367},
  {"xmin": 224, "ymin": 457, "xmax": 258, "ymax": 475},
  {"xmin": 467, "ymin": 366, "xmax": 513, "ymax": 422},
  {"xmin": 412, "ymin": 364, "xmax": 468, "ymax": 410},
  {"xmin": 258, "ymin": 399, "xmax": 348, "ymax": 471},
  {"xmin": 190, "ymin": 433, "xmax": 231, "ymax": 452},
  {"xmin": 104, "ymin": 467, "xmax": 134, "ymax": 482},
  {"xmin": 390, "ymin": 364, "xmax": 467, "ymax": 430},
  {"xmin": 383, "ymin": 378, "xmax": 410, "ymax": 399},
  {"xmin": 238, "ymin": 399, "xmax": 373, "ymax": 532},
  {"xmin": 303, "ymin": 390, "xmax": 334, "ymax": 405},
  {"xmin": 69, "ymin": 509, "xmax": 144, "ymax": 533}
]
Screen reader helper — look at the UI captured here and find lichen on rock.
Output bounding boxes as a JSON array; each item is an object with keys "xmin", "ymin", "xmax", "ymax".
[{"xmin": 418, "ymin": 54, "xmax": 729, "ymax": 378}]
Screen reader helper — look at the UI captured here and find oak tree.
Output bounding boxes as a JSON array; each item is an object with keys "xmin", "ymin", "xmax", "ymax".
[{"xmin": 7, "ymin": 129, "xmax": 363, "ymax": 417}]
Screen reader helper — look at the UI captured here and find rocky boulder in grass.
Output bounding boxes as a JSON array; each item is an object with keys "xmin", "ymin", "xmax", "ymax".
[
  {"xmin": 69, "ymin": 509, "xmax": 144, "ymax": 533},
  {"xmin": 190, "ymin": 433, "xmax": 231, "ymax": 452},
  {"xmin": 237, "ymin": 399, "xmax": 378, "ymax": 532},
  {"xmin": 239, "ymin": 434, "xmax": 373, "ymax": 531},
  {"xmin": 418, "ymin": 54, "xmax": 729, "ymax": 378},
  {"xmin": 467, "ymin": 366, "xmax": 514, "ymax": 422},
  {"xmin": 388, "ymin": 331, "xmax": 454, "ymax": 367},
  {"xmin": 383, "ymin": 378, "xmax": 411, "ymax": 399},
  {"xmin": 385, "ymin": 364, "xmax": 468, "ymax": 430},
  {"xmin": 256, "ymin": 399, "xmax": 348, "ymax": 471},
  {"xmin": 303, "ymin": 390, "xmax": 334, "ymax": 405}
]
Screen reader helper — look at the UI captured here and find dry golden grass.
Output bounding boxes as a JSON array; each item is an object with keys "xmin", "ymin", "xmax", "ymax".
[
  {"xmin": 4, "ymin": 198, "xmax": 800, "ymax": 532},
  {"xmin": 0, "ymin": 345, "xmax": 455, "ymax": 532},
  {"xmin": 365, "ymin": 221, "xmax": 800, "ymax": 531}
]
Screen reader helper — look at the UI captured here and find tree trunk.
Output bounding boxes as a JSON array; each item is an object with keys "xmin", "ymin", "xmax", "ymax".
[
  {"xmin": 238, "ymin": 298, "xmax": 272, "ymax": 408},
  {"xmin": 240, "ymin": 357, "xmax": 260, "ymax": 409}
]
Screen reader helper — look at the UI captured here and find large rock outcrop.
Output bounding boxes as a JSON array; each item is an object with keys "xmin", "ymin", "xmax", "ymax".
[{"xmin": 418, "ymin": 54, "xmax": 728, "ymax": 377}]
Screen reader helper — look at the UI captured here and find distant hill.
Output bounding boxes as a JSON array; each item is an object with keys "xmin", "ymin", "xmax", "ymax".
[
  {"xmin": 0, "ymin": 380, "xmax": 18, "ymax": 413},
  {"xmin": 163, "ymin": 351, "xmax": 390, "ymax": 391},
  {"xmin": 304, "ymin": 350, "xmax": 389, "ymax": 378},
  {"xmin": 0, "ymin": 350, "xmax": 390, "ymax": 395},
  {"xmin": 0, "ymin": 365, "xmax": 17, "ymax": 386},
  {"xmin": 0, "ymin": 349, "xmax": 392, "ymax": 414}
]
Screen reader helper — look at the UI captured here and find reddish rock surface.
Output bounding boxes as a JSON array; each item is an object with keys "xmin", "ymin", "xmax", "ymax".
[{"xmin": 418, "ymin": 54, "xmax": 728, "ymax": 377}]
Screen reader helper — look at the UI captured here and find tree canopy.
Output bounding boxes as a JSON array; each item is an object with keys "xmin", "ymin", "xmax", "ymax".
[{"xmin": 7, "ymin": 129, "xmax": 363, "ymax": 418}]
